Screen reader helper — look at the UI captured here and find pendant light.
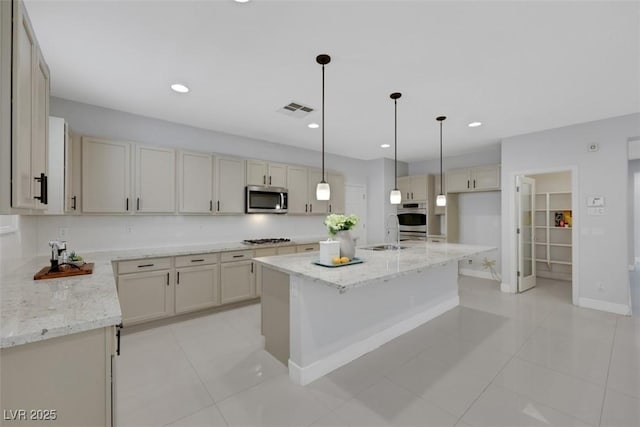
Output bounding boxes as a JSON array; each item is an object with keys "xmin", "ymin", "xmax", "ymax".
[
  {"xmin": 389, "ymin": 92, "xmax": 402, "ymax": 205},
  {"xmin": 436, "ymin": 116, "xmax": 447, "ymax": 207},
  {"xmin": 315, "ymin": 54, "xmax": 331, "ymax": 201}
]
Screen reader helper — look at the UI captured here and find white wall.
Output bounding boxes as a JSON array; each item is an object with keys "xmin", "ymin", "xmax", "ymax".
[
  {"xmin": 0, "ymin": 216, "xmax": 38, "ymax": 273},
  {"xmin": 501, "ymin": 113, "xmax": 640, "ymax": 314},
  {"xmin": 366, "ymin": 158, "xmax": 407, "ymax": 244},
  {"xmin": 408, "ymin": 145, "xmax": 500, "ymax": 175},
  {"xmin": 630, "ymin": 159, "xmax": 640, "ymax": 265}
]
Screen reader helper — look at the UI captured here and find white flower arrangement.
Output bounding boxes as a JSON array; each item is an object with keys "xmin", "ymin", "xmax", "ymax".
[{"xmin": 324, "ymin": 214, "xmax": 359, "ymax": 238}]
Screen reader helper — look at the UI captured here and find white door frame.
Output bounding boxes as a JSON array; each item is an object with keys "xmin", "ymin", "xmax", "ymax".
[
  {"xmin": 516, "ymin": 175, "xmax": 536, "ymax": 292},
  {"xmin": 505, "ymin": 166, "xmax": 579, "ymax": 305}
]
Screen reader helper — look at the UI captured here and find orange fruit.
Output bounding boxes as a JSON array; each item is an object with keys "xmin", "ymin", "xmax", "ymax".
[{"xmin": 340, "ymin": 257, "xmax": 350, "ymax": 264}]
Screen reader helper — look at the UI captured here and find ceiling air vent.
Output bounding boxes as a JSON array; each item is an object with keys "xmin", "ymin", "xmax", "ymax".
[{"xmin": 277, "ymin": 101, "xmax": 314, "ymax": 118}]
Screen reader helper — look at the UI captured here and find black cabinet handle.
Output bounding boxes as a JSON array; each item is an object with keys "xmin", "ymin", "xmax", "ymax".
[
  {"xmin": 116, "ymin": 323, "xmax": 123, "ymax": 356},
  {"xmin": 210, "ymin": 200, "xmax": 213, "ymax": 211},
  {"xmin": 310, "ymin": 204, "xmax": 313, "ymax": 213},
  {"xmin": 411, "ymin": 192, "xmax": 413, "ymax": 200},
  {"xmin": 305, "ymin": 247, "xmax": 314, "ymax": 251},
  {"xmin": 407, "ymin": 192, "xmax": 409, "ymax": 199},
  {"xmin": 72, "ymin": 195, "xmax": 77, "ymax": 210},
  {"xmin": 126, "ymin": 197, "xmax": 129, "ymax": 211},
  {"xmin": 269, "ymin": 176, "xmax": 272, "ymax": 185},
  {"xmin": 191, "ymin": 259, "xmax": 205, "ymax": 262},
  {"xmin": 305, "ymin": 204, "xmax": 308, "ymax": 213},
  {"xmin": 138, "ymin": 263, "xmax": 154, "ymax": 268},
  {"xmin": 177, "ymin": 271, "xmax": 180, "ymax": 284},
  {"xmin": 329, "ymin": 204, "xmax": 332, "ymax": 213},
  {"xmin": 136, "ymin": 198, "xmax": 140, "ymax": 210},
  {"xmin": 217, "ymin": 201, "xmax": 220, "ymax": 211},
  {"xmin": 166, "ymin": 272, "xmax": 169, "ymax": 286},
  {"xmin": 473, "ymin": 179, "xmax": 476, "ymax": 189},
  {"xmin": 467, "ymin": 180, "xmax": 470, "ymax": 189},
  {"xmin": 233, "ymin": 254, "xmax": 244, "ymax": 258},
  {"xmin": 251, "ymin": 262, "xmax": 254, "ymax": 273},
  {"xmin": 33, "ymin": 173, "xmax": 48, "ymax": 204},
  {"xmin": 263, "ymin": 175, "xmax": 266, "ymax": 185}
]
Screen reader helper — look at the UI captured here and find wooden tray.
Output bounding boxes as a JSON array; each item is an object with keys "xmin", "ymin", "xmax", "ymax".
[
  {"xmin": 312, "ymin": 257, "xmax": 364, "ymax": 268},
  {"xmin": 34, "ymin": 263, "xmax": 94, "ymax": 280}
]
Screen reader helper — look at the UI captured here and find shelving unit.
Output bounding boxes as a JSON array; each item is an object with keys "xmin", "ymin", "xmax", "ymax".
[{"xmin": 534, "ymin": 192, "xmax": 572, "ymax": 281}]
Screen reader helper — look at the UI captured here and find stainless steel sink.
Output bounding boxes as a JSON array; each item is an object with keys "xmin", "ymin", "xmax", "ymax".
[{"xmin": 361, "ymin": 244, "xmax": 407, "ymax": 251}]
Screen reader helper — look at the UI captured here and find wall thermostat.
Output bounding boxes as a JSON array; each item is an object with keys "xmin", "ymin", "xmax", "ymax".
[{"xmin": 588, "ymin": 143, "xmax": 599, "ymax": 152}]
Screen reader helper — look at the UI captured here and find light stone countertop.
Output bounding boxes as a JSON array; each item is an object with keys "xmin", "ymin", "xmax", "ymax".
[
  {"xmin": 0, "ymin": 237, "xmax": 324, "ymax": 349},
  {"xmin": 254, "ymin": 241, "xmax": 496, "ymax": 292}
]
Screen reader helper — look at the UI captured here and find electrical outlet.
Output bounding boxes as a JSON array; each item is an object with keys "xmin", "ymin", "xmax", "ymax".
[
  {"xmin": 468, "ymin": 259, "xmax": 472, "ymax": 264},
  {"xmin": 125, "ymin": 225, "xmax": 133, "ymax": 234},
  {"xmin": 597, "ymin": 282, "xmax": 605, "ymax": 292},
  {"xmin": 58, "ymin": 228, "xmax": 68, "ymax": 238}
]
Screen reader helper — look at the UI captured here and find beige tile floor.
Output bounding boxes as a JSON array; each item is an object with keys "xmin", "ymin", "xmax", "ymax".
[{"xmin": 116, "ymin": 276, "xmax": 640, "ymax": 427}]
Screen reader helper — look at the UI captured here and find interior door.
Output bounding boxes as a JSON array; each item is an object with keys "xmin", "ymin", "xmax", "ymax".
[{"xmin": 517, "ymin": 175, "xmax": 536, "ymax": 292}]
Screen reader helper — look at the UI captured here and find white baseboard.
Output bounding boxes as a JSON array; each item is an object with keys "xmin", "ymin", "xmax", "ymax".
[
  {"xmin": 288, "ymin": 295, "xmax": 460, "ymax": 386},
  {"xmin": 578, "ymin": 297, "xmax": 631, "ymax": 315},
  {"xmin": 459, "ymin": 268, "xmax": 494, "ymax": 280},
  {"xmin": 500, "ymin": 282, "xmax": 513, "ymax": 293}
]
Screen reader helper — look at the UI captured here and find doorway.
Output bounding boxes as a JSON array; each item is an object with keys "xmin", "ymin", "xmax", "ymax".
[{"xmin": 515, "ymin": 170, "xmax": 574, "ymax": 300}]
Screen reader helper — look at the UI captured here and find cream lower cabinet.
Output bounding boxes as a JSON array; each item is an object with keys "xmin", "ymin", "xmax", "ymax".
[
  {"xmin": 175, "ymin": 264, "xmax": 219, "ymax": 314},
  {"xmin": 117, "ymin": 268, "xmax": 173, "ymax": 326},
  {"xmin": 220, "ymin": 251, "xmax": 256, "ymax": 304},
  {"xmin": 0, "ymin": 326, "xmax": 115, "ymax": 427}
]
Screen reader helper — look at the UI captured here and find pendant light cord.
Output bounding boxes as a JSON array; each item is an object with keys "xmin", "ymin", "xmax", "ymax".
[
  {"xmin": 394, "ymin": 98, "xmax": 398, "ymax": 189},
  {"xmin": 321, "ymin": 63, "xmax": 326, "ymax": 183}
]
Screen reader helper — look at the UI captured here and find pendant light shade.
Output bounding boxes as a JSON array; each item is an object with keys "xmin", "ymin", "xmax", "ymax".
[
  {"xmin": 390, "ymin": 92, "xmax": 402, "ymax": 205},
  {"xmin": 316, "ymin": 54, "xmax": 331, "ymax": 201},
  {"xmin": 436, "ymin": 116, "xmax": 447, "ymax": 207}
]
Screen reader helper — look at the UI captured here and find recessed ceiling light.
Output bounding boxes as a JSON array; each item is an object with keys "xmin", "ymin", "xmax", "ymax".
[
  {"xmin": 170, "ymin": 83, "xmax": 190, "ymax": 93},
  {"xmin": 468, "ymin": 121, "xmax": 482, "ymax": 128},
  {"xmin": 234, "ymin": 0, "xmax": 250, "ymax": 3},
  {"xmin": 308, "ymin": 123, "xmax": 319, "ymax": 129},
  {"xmin": 380, "ymin": 144, "xmax": 391, "ymax": 148}
]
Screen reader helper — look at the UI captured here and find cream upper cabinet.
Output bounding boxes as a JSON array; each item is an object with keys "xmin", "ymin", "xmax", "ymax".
[
  {"xmin": 65, "ymin": 129, "xmax": 81, "ymax": 213},
  {"xmin": 246, "ymin": 160, "xmax": 287, "ymax": 187},
  {"xmin": 45, "ymin": 117, "xmax": 65, "ymax": 215},
  {"xmin": 135, "ymin": 145, "xmax": 176, "ymax": 213},
  {"xmin": 82, "ymin": 137, "xmax": 131, "ymax": 213},
  {"xmin": 397, "ymin": 174, "xmax": 429, "ymax": 201},
  {"xmin": 215, "ymin": 156, "xmax": 245, "ymax": 214},
  {"xmin": 286, "ymin": 166, "xmax": 308, "ymax": 214},
  {"xmin": 327, "ymin": 173, "xmax": 345, "ymax": 214},
  {"xmin": 178, "ymin": 151, "xmax": 213, "ymax": 213},
  {"xmin": 11, "ymin": 0, "xmax": 49, "ymax": 210},
  {"xmin": 446, "ymin": 165, "xmax": 501, "ymax": 193},
  {"xmin": 307, "ymin": 169, "xmax": 328, "ymax": 214}
]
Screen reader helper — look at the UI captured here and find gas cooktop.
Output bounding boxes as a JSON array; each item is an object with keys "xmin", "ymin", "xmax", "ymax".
[{"xmin": 242, "ymin": 238, "xmax": 291, "ymax": 245}]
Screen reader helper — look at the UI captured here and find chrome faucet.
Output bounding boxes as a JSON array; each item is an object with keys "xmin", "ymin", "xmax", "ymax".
[
  {"xmin": 385, "ymin": 213, "xmax": 400, "ymax": 249},
  {"xmin": 48, "ymin": 240, "xmax": 67, "ymax": 271}
]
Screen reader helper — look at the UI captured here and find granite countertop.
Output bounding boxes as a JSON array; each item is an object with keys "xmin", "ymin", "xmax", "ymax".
[
  {"xmin": 254, "ymin": 241, "xmax": 496, "ymax": 292},
  {"xmin": 0, "ymin": 237, "xmax": 324, "ymax": 349}
]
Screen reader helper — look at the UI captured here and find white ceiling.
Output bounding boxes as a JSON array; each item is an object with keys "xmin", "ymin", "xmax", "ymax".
[{"xmin": 25, "ymin": 0, "xmax": 640, "ymax": 161}]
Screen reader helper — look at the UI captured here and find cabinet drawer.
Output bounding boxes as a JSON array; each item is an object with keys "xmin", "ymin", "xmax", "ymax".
[
  {"xmin": 175, "ymin": 253, "xmax": 219, "ymax": 268},
  {"xmin": 254, "ymin": 248, "xmax": 278, "ymax": 258},
  {"xmin": 297, "ymin": 243, "xmax": 319, "ymax": 253},
  {"xmin": 277, "ymin": 246, "xmax": 296, "ymax": 255},
  {"xmin": 221, "ymin": 250, "xmax": 254, "ymax": 263},
  {"xmin": 117, "ymin": 257, "xmax": 172, "ymax": 274}
]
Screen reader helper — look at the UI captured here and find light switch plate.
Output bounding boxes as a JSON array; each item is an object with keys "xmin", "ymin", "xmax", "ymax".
[{"xmin": 587, "ymin": 196, "xmax": 605, "ymax": 207}]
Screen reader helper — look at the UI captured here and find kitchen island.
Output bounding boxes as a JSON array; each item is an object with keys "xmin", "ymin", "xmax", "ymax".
[{"xmin": 255, "ymin": 241, "xmax": 495, "ymax": 385}]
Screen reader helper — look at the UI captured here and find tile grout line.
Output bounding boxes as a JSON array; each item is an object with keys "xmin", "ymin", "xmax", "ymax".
[
  {"xmin": 598, "ymin": 316, "xmax": 619, "ymax": 427},
  {"xmin": 167, "ymin": 320, "xmax": 232, "ymax": 427}
]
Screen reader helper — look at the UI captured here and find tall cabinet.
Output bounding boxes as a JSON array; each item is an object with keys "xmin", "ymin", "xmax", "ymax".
[{"xmin": 7, "ymin": 0, "xmax": 50, "ymax": 211}]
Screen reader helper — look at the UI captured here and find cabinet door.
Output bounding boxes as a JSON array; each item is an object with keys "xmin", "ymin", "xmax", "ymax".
[
  {"xmin": 286, "ymin": 166, "xmax": 308, "ymax": 214},
  {"xmin": 254, "ymin": 248, "xmax": 278, "ymax": 297},
  {"xmin": 473, "ymin": 165, "xmax": 501, "ymax": 191},
  {"xmin": 410, "ymin": 175, "xmax": 428, "ymax": 201},
  {"xmin": 175, "ymin": 265, "xmax": 219, "ymax": 314},
  {"xmin": 246, "ymin": 159, "xmax": 268, "ymax": 186},
  {"xmin": 117, "ymin": 270, "xmax": 173, "ymax": 325},
  {"xmin": 398, "ymin": 176, "xmax": 410, "ymax": 201},
  {"xmin": 65, "ymin": 129, "xmax": 82, "ymax": 213},
  {"xmin": 307, "ymin": 169, "xmax": 328, "ymax": 214},
  {"xmin": 11, "ymin": 1, "xmax": 36, "ymax": 209},
  {"xmin": 446, "ymin": 168, "xmax": 471, "ymax": 193},
  {"xmin": 220, "ymin": 260, "xmax": 255, "ymax": 304},
  {"xmin": 327, "ymin": 173, "xmax": 345, "ymax": 214},
  {"xmin": 135, "ymin": 145, "xmax": 175, "ymax": 213},
  {"xmin": 31, "ymin": 48, "xmax": 49, "ymax": 210},
  {"xmin": 179, "ymin": 151, "xmax": 212, "ymax": 213},
  {"xmin": 82, "ymin": 137, "xmax": 131, "ymax": 213},
  {"xmin": 216, "ymin": 156, "xmax": 245, "ymax": 214},
  {"xmin": 268, "ymin": 163, "xmax": 287, "ymax": 188}
]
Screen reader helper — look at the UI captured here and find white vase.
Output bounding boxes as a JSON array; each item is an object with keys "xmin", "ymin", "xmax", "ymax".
[{"xmin": 335, "ymin": 230, "xmax": 356, "ymax": 259}]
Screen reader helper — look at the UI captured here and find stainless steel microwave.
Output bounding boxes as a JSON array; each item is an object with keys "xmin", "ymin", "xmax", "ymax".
[{"xmin": 245, "ymin": 186, "xmax": 288, "ymax": 214}]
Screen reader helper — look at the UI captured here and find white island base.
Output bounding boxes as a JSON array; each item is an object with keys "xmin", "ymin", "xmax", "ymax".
[{"xmin": 261, "ymin": 261, "xmax": 460, "ymax": 386}]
